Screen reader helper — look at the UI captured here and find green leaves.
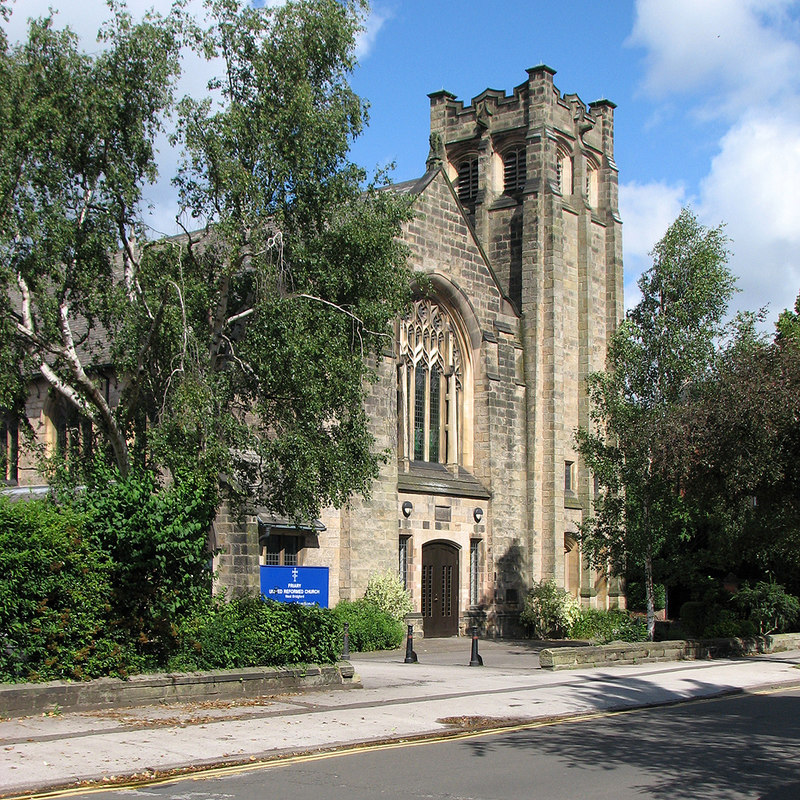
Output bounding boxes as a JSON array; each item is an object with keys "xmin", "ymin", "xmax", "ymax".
[
  {"xmin": 734, "ymin": 582, "xmax": 800, "ymax": 636},
  {"xmin": 73, "ymin": 461, "xmax": 218, "ymax": 662},
  {"xmin": 363, "ymin": 571, "xmax": 413, "ymax": 621},
  {"xmin": 0, "ymin": 7, "xmax": 182, "ymax": 477},
  {"xmin": 679, "ymin": 301, "xmax": 800, "ymax": 590},
  {"xmin": 331, "ymin": 599, "xmax": 404, "ymax": 652},
  {"xmin": 578, "ymin": 209, "xmax": 736, "ymax": 635},
  {"xmin": 172, "ymin": 596, "xmax": 342, "ymax": 670},
  {"xmin": 2, "ymin": 1, "xmax": 413, "ymax": 522},
  {"xmin": 0, "ymin": 496, "xmax": 135, "ymax": 682},
  {"xmin": 520, "ymin": 580, "xmax": 582, "ymax": 640},
  {"xmin": 175, "ymin": 0, "xmax": 367, "ymax": 230},
  {"xmin": 149, "ymin": 0, "xmax": 414, "ymax": 519}
]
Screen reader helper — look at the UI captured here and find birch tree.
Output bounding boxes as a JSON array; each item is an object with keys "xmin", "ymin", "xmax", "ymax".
[
  {"xmin": 0, "ymin": 9, "xmax": 181, "ymax": 478},
  {"xmin": 0, "ymin": 1, "xmax": 413, "ymax": 521},
  {"xmin": 577, "ymin": 209, "xmax": 735, "ymax": 639}
]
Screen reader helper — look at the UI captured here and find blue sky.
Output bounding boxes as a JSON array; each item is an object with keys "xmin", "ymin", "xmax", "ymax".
[{"xmin": 7, "ymin": 0, "xmax": 800, "ymax": 326}]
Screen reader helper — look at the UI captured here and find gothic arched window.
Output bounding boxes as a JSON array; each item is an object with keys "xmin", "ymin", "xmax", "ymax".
[
  {"xmin": 556, "ymin": 146, "xmax": 573, "ymax": 196},
  {"xmin": 585, "ymin": 159, "xmax": 599, "ymax": 207},
  {"xmin": 398, "ymin": 300, "xmax": 464, "ymax": 466}
]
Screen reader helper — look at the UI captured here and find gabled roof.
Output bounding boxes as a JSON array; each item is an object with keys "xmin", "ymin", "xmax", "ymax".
[{"xmin": 391, "ymin": 166, "xmax": 521, "ymax": 318}]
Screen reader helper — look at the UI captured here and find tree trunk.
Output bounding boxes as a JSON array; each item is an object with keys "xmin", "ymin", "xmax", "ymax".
[{"xmin": 644, "ymin": 550, "xmax": 656, "ymax": 641}]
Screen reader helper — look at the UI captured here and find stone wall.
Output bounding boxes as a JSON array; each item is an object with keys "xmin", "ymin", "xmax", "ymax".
[
  {"xmin": 336, "ymin": 351, "xmax": 400, "ymax": 601},
  {"xmin": 539, "ymin": 633, "xmax": 800, "ymax": 670},
  {"xmin": 0, "ymin": 663, "xmax": 360, "ymax": 718},
  {"xmin": 211, "ymin": 503, "xmax": 260, "ymax": 597},
  {"xmin": 398, "ymin": 170, "xmax": 528, "ymax": 630}
]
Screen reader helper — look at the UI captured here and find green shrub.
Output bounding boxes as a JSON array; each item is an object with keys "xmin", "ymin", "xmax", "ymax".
[
  {"xmin": 734, "ymin": 582, "xmax": 800, "ymax": 635},
  {"xmin": 363, "ymin": 571, "xmax": 412, "ymax": 621},
  {"xmin": 702, "ymin": 609, "xmax": 757, "ymax": 639},
  {"xmin": 1, "ymin": 469, "xmax": 348, "ymax": 682},
  {"xmin": 74, "ymin": 463, "xmax": 217, "ymax": 662},
  {"xmin": 0, "ymin": 497, "xmax": 140, "ymax": 682},
  {"xmin": 332, "ymin": 599, "xmax": 404, "ymax": 652},
  {"xmin": 170, "ymin": 596, "xmax": 341, "ymax": 671},
  {"xmin": 680, "ymin": 596, "xmax": 768, "ymax": 639},
  {"xmin": 520, "ymin": 580, "xmax": 581, "ymax": 639},
  {"xmin": 568, "ymin": 608, "xmax": 648, "ymax": 643}
]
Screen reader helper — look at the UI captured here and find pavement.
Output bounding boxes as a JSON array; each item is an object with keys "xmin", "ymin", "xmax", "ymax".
[{"xmin": 2, "ymin": 638, "xmax": 800, "ymax": 798}]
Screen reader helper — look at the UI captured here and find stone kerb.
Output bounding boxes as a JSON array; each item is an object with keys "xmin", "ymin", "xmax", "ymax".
[
  {"xmin": 539, "ymin": 633, "xmax": 800, "ymax": 670},
  {"xmin": 0, "ymin": 663, "xmax": 361, "ymax": 718}
]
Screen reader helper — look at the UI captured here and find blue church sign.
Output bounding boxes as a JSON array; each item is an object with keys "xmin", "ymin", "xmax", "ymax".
[{"xmin": 260, "ymin": 565, "xmax": 329, "ymax": 608}]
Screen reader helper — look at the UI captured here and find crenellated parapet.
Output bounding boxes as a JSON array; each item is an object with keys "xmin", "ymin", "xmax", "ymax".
[{"xmin": 428, "ymin": 66, "xmax": 618, "ymax": 223}]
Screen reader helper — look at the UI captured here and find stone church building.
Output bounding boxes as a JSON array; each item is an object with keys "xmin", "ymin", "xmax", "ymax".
[
  {"xmin": 214, "ymin": 65, "xmax": 625, "ymax": 636},
  {"xmin": 3, "ymin": 66, "xmax": 624, "ymax": 637}
]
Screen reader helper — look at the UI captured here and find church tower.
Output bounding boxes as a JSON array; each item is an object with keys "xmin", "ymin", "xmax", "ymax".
[{"xmin": 428, "ymin": 66, "xmax": 624, "ymax": 606}]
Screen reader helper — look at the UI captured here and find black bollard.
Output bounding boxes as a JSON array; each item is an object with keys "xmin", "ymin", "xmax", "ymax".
[
  {"xmin": 404, "ymin": 623, "xmax": 418, "ymax": 663},
  {"xmin": 342, "ymin": 621, "xmax": 350, "ymax": 659},
  {"xmin": 469, "ymin": 625, "xmax": 483, "ymax": 666}
]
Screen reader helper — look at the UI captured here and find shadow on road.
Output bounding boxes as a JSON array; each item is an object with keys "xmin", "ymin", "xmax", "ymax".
[{"xmin": 463, "ymin": 684, "xmax": 800, "ymax": 800}]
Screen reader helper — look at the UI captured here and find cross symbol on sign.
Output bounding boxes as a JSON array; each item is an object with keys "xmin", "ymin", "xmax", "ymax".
[{"xmin": 292, "ymin": 568, "xmax": 299, "ymax": 582}]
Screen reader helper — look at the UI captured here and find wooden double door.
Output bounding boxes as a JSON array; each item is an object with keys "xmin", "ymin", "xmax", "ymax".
[{"xmin": 421, "ymin": 542, "xmax": 459, "ymax": 637}]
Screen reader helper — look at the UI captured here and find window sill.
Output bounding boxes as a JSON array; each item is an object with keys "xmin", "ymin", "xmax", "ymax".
[
  {"xmin": 488, "ymin": 195, "xmax": 520, "ymax": 210},
  {"xmin": 398, "ymin": 461, "xmax": 490, "ymax": 499}
]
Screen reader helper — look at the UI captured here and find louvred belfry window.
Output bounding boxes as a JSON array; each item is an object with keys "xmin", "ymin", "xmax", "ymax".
[
  {"xmin": 556, "ymin": 148, "xmax": 573, "ymax": 195},
  {"xmin": 457, "ymin": 157, "xmax": 479, "ymax": 204},
  {"xmin": 503, "ymin": 147, "xmax": 526, "ymax": 194},
  {"xmin": 398, "ymin": 300, "xmax": 463, "ymax": 466}
]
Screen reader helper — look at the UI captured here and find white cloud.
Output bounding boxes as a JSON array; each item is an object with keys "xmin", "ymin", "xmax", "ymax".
[
  {"xmin": 629, "ymin": 0, "xmax": 800, "ymax": 117},
  {"xmin": 355, "ymin": 6, "xmax": 391, "ymax": 61},
  {"xmin": 620, "ymin": 180, "xmax": 687, "ymax": 259},
  {"xmin": 618, "ymin": 133, "xmax": 800, "ymax": 320},
  {"xmin": 628, "ymin": 0, "xmax": 800, "ymax": 323},
  {"xmin": 697, "ymin": 110, "xmax": 800, "ymax": 318},
  {"xmin": 699, "ymin": 112, "xmax": 800, "ymax": 245}
]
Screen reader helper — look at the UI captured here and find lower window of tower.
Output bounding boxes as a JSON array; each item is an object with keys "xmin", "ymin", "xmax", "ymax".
[
  {"xmin": 399, "ymin": 535, "xmax": 410, "ymax": 590},
  {"xmin": 469, "ymin": 539, "xmax": 480, "ymax": 606}
]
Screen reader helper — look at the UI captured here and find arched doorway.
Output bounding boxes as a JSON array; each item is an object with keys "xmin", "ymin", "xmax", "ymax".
[{"xmin": 421, "ymin": 541, "xmax": 459, "ymax": 637}]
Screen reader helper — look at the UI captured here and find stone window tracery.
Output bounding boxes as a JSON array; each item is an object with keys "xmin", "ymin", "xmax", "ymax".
[{"xmin": 398, "ymin": 299, "xmax": 465, "ymax": 467}]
